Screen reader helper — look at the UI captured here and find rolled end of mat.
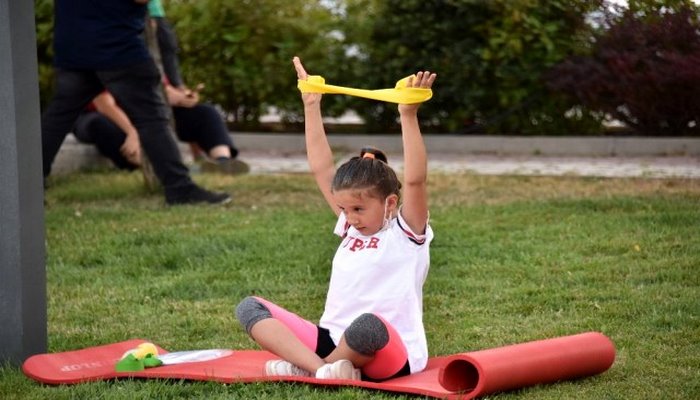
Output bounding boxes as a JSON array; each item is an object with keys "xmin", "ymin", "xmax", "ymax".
[{"xmin": 438, "ymin": 332, "xmax": 615, "ymax": 397}]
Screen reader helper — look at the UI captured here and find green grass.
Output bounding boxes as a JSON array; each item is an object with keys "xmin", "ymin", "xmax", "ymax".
[{"xmin": 2, "ymin": 170, "xmax": 699, "ymax": 399}]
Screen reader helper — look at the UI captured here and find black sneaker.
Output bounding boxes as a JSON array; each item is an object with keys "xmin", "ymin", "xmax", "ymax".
[
  {"xmin": 201, "ymin": 158, "xmax": 250, "ymax": 175},
  {"xmin": 166, "ymin": 184, "xmax": 231, "ymax": 205}
]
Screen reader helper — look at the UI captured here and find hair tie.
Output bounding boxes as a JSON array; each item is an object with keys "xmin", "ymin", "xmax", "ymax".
[{"xmin": 362, "ymin": 153, "xmax": 376, "ymax": 160}]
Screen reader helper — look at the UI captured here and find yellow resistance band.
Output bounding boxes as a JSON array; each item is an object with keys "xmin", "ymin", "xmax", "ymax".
[{"xmin": 298, "ymin": 75, "xmax": 432, "ymax": 104}]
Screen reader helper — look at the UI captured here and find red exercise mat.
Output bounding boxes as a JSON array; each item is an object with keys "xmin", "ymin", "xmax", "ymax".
[{"xmin": 22, "ymin": 331, "xmax": 615, "ymax": 399}]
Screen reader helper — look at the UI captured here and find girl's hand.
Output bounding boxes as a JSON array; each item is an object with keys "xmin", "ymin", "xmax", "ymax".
[
  {"xmin": 398, "ymin": 71, "xmax": 437, "ymax": 115},
  {"xmin": 292, "ymin": 56, "xmax": 322, "ymax": 107}
]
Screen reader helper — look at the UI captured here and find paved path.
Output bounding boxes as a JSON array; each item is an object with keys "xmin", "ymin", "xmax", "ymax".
[
  {"xmin": 239, "ymin": 151, "xmax": 700, "ymax": 179},
  {"xmin": 53, "ymin": 135, "xmax": 700, "ymax": 179}
]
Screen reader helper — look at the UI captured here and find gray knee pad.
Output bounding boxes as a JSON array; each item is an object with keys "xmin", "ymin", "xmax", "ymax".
[
  {"xmin": 344, "ymin": 313, "xmax": 389, "ymax": 356},
  {"xmin": 235, "ymin": 296, "xmax": 272, "ymax": 334}
]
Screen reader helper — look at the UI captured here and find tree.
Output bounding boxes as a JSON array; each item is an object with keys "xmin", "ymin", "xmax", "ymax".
[
  {"xmin": 347, "ymin": 0, "xmax": 604, "ymax": 134},
  {"xmin": 546, "ymin": 2, "xmax": 700, "ymax": 135}
]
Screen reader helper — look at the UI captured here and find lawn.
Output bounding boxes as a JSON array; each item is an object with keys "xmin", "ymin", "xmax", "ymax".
[{"xmin": 2, "ymin": 169, "xmax": 699, "ymax": 399}]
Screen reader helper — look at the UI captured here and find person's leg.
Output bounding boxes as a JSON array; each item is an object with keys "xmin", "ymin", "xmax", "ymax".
[
  {"xmin": 235, "ymin": 296, "xmax": 326, "ymax": 373},
  {"xmin": 98, "ymin": 61, "xmax": 229, "ymax": 204},
  {"xmin": 73, "ymin": 112, "xmax": 137, "ymax": 170},
  {"xmin": 99, "ymin": 61, "xmax": 191, "ymax": 191},
  {"xmin": 172, "ymin": 104, "xmax": 238, "ymax": 158},
  {"xmin": 337, "ymin": 313, "xmax": 410, "ymax": 381},
  {"xmin": 41, "ymin": 69, "xmax": 104, "ymax": 178},
  {"xmin": 173, "ymin": 104, "xmax": 248, "ymax": 175}
]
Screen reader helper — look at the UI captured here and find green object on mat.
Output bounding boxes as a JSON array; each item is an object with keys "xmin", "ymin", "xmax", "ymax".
[
  {"xmin": 143, "ymin": 354, "xmax": 163, "ymax": 368},
  {"xmin": 115, "ymin": 354, "xmax": 144, "ymax": 372},
  {"xmin": 115, "ymin": 349, "xmax": 163, "ymax": 372}
]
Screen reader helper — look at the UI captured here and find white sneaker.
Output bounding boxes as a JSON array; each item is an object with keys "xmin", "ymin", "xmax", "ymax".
[
  {"xmin": 264, "ymin": 360, "xmax": 312, "ymax": 377},
  {"xmin": 315, "ymin": 359, "xmax": 361, "ymax": 380}
]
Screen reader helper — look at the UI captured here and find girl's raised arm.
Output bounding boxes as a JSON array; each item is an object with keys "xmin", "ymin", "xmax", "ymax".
[
  {"xmin": 293, "ymin": 57, "xmax": 340, "ymax": 215},
  {"xmin": 397, "ymin": 71, "xmax": 437, "ymax": 234}
]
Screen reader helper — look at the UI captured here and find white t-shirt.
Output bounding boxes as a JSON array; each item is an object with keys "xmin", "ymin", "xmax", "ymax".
[{"xmin": 319, "ymin": 210, "xmax": 433, "ymax": 373}]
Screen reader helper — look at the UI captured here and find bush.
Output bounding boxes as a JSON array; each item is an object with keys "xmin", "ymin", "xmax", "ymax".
[
  {"xmin": 165, "ymin": 0, "xmax": 347, "ymax": 129},
  {"xmin": 37, "ymin": 0, "xmax": 696, "ymax": 135},
  {"xmin": 546, "ymin": 3, "xmax": 700, "ymax": 136},
  {"xmin": 349, "ymin": 0, "xmax": 604, "ymax": 134}
]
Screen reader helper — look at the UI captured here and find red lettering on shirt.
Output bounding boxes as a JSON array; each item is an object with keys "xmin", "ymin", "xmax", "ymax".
[
  {"xmin": 367, "ymin": 237, "xmax": 380, "ymax": 249},
  {"xmin": 343, "ymin": 235, "xmax": 381, "ymax": 252},
  {"xmin": 349, "ymin": 238, "xmax": 365, "ymax": 252}
]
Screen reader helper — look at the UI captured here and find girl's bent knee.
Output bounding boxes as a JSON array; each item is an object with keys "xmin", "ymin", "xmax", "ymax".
[
  {"xmin": 345, "ymin": 313, "xmax": 389, "ymax": 356},
  {"xmin": 235, "ymin": 296, "xmax": 272, "ymax": 334}
]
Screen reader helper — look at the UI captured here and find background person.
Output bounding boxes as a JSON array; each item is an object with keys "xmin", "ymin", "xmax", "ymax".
[
  {"xmin": 146, "ymin": 0, "xmax": 249, "ymax": 173},
  {"xmin": 73, "ymin": 88, "xmax": 249, "ymax": 175},
  {"xmin": 41, "ymin": 0, "xmax": 230, "ymax": 205}
]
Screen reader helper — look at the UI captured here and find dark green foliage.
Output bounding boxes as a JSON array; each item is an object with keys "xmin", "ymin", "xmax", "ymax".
[
  {"xmin": 32, "ymin": 0, "xmax": 695, "ymax": 135},
  {"xmin": 351, "ymin": 0, "xmax": 604, "ymax": 134},
  {"xmin": 164, "ymin": 0, "xmax": 347, "ymax": 128}
]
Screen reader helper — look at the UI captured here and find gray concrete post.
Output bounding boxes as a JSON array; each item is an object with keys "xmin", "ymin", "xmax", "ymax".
[{"xmin": 0, "ymin": 1, "xmax": 47, "ymax": 364}]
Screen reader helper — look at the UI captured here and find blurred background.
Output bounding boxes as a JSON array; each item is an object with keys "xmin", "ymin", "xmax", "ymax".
[{"xmin": 34, "ymin": 0, "xmax": 700, "ymax": 136}]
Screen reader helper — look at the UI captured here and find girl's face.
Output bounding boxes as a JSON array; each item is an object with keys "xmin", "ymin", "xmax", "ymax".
[{"xmin": 334, "ymin": 189, "xmax": 398, "ymax": 236}]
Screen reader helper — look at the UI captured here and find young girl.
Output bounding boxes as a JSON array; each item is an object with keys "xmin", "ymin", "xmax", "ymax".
[{"xmin": 235, "ymin": 57, "xmax": 437, "ymax": 381}]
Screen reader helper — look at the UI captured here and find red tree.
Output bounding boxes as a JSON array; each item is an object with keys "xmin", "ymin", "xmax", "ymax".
[{"xmin": 547, "ymin": 6, "xmax": 700, "ymax": 135}]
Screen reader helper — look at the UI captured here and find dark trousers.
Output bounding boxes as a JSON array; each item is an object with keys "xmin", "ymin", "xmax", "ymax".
[
  {"xmin": 41, "ymin": 60, "xmax": 193, "ymax": 195},
  {"xmin": 72, "ymin": 111, "xmax": 140, "ymax": 171},
  {"xmin": 73, "ymin": 103, "xmax": 239, "ymax": 170},
  {"xmin": 173, "ymin": 104, "xmax": 238, "ymax": 158}
]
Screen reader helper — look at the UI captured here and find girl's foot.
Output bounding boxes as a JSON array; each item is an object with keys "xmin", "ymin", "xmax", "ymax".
[
  {"xmin": 315, "ymin": 359, "xmax": 361, "ymax": 380},
  {"xmin": 264, "ymin": 359, "xmax": 312, "ymax": 377}
]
